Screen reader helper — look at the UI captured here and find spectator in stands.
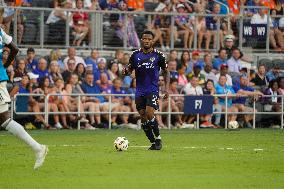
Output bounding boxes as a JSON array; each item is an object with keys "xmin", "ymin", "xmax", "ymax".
[
  {"xmin": 182, "ymin": 75, "xmax": 203, "ymax": 95},
  {"xmin": 215, "ymin": 75, "xmax": 238, "ymax": 123},
  {"xmin": 251, "ymin": 8, "xmax": 284, "ymax": 51},
  {"xmin": 49, "ymin": 60, "xmax": 63, "ymax": 84},
  {"xmin": 174, "ymin": 4, "xmax": 192, "ymax": 48},
  {"xmin": 168, "ymin": 60, "xmax": 178, "ymax": 80},
  {"xmin": 168, "ymin": 49, "xmax": 179, "ymax": 62},
  {"xmin": 94, "ymin": 57, "xmax": 111, "ymax": 84},
  {"xmin": 200, "ymin": 53, "xmax": 213, "ymax": 68},
  {"xmin": 202, "ymin": 79, "xmax": 221, "ymax": 127},
  {"xmin": 46, "ymin": 0, "xmax": 73, "ymax": 44},
  {"xmin": 168, "ymin": 79, "xmax": 184, "ymax": 127},
  {"xmin": 33, "ymin": 58, "xmax": 49, "ymax": 80},
  {"xmin": 115, "ymin": 1, "xmax": 140, "ymax": 48},
  {"xmin": 10, "ymin": 75, "xmax": 50, "ymax": 129},
  {"xmin": 72, "ymin": 0, "xmax": 89, "ymax": 46},
  {"xmin": 26, "ymin": 48, "xmax": 38, "ymax": 71},
  {"xmin": 187, "ymin": 65, "xmax": 206, "ymax": 86},
  {"xmin": 65, "ymin": 73, "xmax": 97, "ymax": 129},
  {"xmin": 49, "ymin": 49, "xmax": 65, "ymax": 72},
  {"xmin": 263, "ymin": 79, "xmax": 281, "ymax": 112},
  {"xmin": 63, "ymin": 47, "xmax": 86, "ymax": 68},
  {"xmin": 62, "ymin": 58, "xmax": 76, "ymax": 83},
  {"xmin": 201, "ymin": 63, "xmax": 217, "ymax": 83},
  {"xmin": 110, "ymin": 78, "xmax": 131, "ymax": 126},
  {"xmin": 266, "ymin": 64, "xmax": 281, "ymax": 82},
  {"xmin": 227, "ymin": 48, "xmax": 243, "ymax": 73},
  {"xmin": 74, "ymin": 63, "xmax": 86, "ymax": 83},
  {"xmin": 233, "ymin": 74, "xmax": 263, "ymax": 128},
  {"xmin": 213, "ymin": 48, "xmax": 227, "ymax": 71},
  {"xmin": 180, "ymin": 50, "xmax": 192, "ymax": 74},
  {"xmin": 13, "ymin": 58, "xmax": 27, "ymax": 82},
  {"xmin": 80, "ymin": 73, "xmax": 105, "ymax": 128},
  {"xmin": 216, "ymin": 64, "xmax": 233, "ymax": 86},
  {"xmin": 205, "ymin": 3, "xmax": 222, "ymax": 49},
  {"xmin": 177, "ymin": 63, "xmax": 188, "ymax": 86},
  {"xmin": 89, "ymin": 0, "xmax": 101, "ymax": 10},
  {"xmin": 194, "ymin": 3, "xmax": 207, "ymax": 50},
  {"xmin": 251, "ymin": 64, "xmax": 268, "ymax": 87},
  {"xmin": 53, "ymin": 77, "xmax": 71, "ymax": 129},
  {"xmin": 278, "ymin": 77, "xmax": 284, "ymax": 95},
  {"xmin": 36, "ymin": 77, "xmax": 63, "ymax": 129},
  {"xmin": 108, "ymin": 61, "xmax": 120, "ymax": 81},
  {"xmin": 85, "ymin": 49, "xmax": 99, "ymax": 73},
  {"xmin": 223, "ymin": 35, "xmax": 236, "ymax": 59}
]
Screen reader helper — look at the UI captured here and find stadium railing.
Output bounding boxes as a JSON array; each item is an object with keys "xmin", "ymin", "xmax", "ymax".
[
  {"xmin": 11, "ymin": 93, "xmax": 284, "ymax": 130},
  {"xmin": 0, "ymin": 5, "xmax": 278, "ymax": 53}
]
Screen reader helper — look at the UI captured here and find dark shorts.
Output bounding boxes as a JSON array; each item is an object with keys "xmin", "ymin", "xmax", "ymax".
[{"xmin": 135, "ymin": 93, "xmax": 159, "ymax": 111}]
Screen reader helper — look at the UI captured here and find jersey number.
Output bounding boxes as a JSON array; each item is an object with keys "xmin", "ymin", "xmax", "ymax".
[{"xmin": 152, "ymin": 95, "xmax": 158, "ymax": 106}]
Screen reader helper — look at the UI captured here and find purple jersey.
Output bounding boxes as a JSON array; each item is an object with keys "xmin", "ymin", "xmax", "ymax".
[{"xmin": 129, "ymin": 48, "xmax": 167, "ymax": 97}]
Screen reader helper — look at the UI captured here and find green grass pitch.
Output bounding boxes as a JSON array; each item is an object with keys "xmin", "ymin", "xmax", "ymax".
[{"xmin": 0, "ymin": 129, "xmax": 284, "ymax": 189}]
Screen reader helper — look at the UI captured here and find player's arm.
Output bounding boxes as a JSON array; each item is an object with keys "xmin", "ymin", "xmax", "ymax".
[
  {"xmin": 158, "ymin": 53, "xmax": 169, "ymax": 99},
  {"xmin": 4, "ymin": 42, "xmax": 19, "ymax": 68}
]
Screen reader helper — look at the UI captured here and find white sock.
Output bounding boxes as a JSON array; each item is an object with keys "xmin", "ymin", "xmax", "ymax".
[{"xmin": 5, "ymin": 120, "xmax": 42, "ymax": 152}]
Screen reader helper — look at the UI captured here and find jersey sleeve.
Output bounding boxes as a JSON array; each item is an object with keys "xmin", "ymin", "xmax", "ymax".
[
  {"xmin": 1, "ymin": 28, "xmax": 12, "ymax": 44},
  {"xmin": 157, "ymin": 52, "xmax": 167, "ymax": 70},
  {"xmin": 128, "ymin": 51, "xmax": 135, "ymax": 70}
]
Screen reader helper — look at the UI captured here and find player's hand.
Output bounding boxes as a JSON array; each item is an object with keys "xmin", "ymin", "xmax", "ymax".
[{"xmin": 163, "ymin": 92, "xmax": 169, "ymax": 100}]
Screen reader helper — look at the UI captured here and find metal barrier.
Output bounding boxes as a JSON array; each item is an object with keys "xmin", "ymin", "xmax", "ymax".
[
  {"xmin": 0, "ymin": 5, "xmax": 278, "ymax": 53},
  {"xmin": 12, "ymin": 93, "xmax": 284, "ymax": 130}
]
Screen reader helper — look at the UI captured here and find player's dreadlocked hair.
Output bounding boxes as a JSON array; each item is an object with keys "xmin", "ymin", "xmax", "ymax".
[{"xmin": 141, "ymin": 30, "xmax": 155, "ymax": 39}]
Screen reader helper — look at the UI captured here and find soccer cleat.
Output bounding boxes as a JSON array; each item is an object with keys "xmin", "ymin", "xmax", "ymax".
[
  {"xmin": 34, "ymin": 145, "xmax": 48, "ymax": 170},
  {"xmin": 155, "ymin": 139, "xmax": 162, "ymax": 150},
  {"xmin": 148, "ymin": 143, "xmax": 156, "ymax": 150}
]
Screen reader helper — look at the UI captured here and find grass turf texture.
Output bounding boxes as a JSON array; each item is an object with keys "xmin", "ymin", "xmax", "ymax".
[{"xmin": 0, "ymin": 129, "xmax": 284, "ymax": 189}]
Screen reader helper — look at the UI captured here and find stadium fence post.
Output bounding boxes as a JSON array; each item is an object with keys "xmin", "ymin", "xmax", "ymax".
[
  {"xmin": 65, "ymin": 10, "xmax": 70, "ymax": 47},
  {"xmin": 123, "ymin": 13, "xmax": 128, "ymax": 50},
  {"xmin": 40, "ymin": 10, "xmax": 44, "ymax": 48},
  {"xmin": 10, "ymin": 97, "xmax": 14, "ymax": 120},
  {"xmin": 239, "ymin": 6, "xmax": 243, "ymax": 51},
  {"xmin": 77, "ymin": 94, "xmax": 81, "ymax": 130},
  {"xmin": 167, "ymin": 95, "xmax": 171, "ymax": 129},
  {"xmin": 225, "ymin": 94, "xmax": 228, "ymax": 129},
  {"xmin": 13, "ymin": 10, "xmax": 18, "ymax": 46},
  {"xmin": 266, "ymin": 8, "xmax": 270, "ymax": 54},
  {"xmin": 45, "ymin": 94, "xmax": 49, "ymax": 125},
  {"xmin": 90, "ymin": 12, "xmax": 96, "ymax": 48},
  {"xmin": 253, "ymin": 96, "xmax": 256, "ymax": 129},
  {"xmin": 281, "ymin": 95, "xmax": 283, "ymax": 129},
  {"xmin": 196, "ymin": 114, "xmax": 199, "ymax": 129},
  {"xmin": 193, "ymin": 13, "xmax": 197, "ymax": 50},
  {"xmin": 108, "ymin": 95, "xmax": 112, "ymax": 129},
  {"xmin": 216, "ymin": 17, "xmax": 220, "ymax": 51},
  {"xmin": 170, "ymin": 15, "xmax": 175, "ymax": 49}
]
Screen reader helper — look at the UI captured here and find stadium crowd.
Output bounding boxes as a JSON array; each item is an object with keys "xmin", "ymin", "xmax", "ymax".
[{"xmin": 0, "ymin": 0, "xmax": 284, "ymax": 129}]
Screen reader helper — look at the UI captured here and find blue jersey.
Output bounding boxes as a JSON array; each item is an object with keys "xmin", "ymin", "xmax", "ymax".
[
  {"xmin": 129, "ymin": 49, "xmax": 167, "ymax": 97},
  {"xmin": 0, "ymin": 28, "xmax": 12, "ymax": 81}
]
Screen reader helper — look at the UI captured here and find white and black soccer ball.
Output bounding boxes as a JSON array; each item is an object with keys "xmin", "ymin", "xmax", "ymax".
[
  {"xmin": 228, "ymin": 121, "xmax": 239, "ymax": 129},
  {"xmin": 114, "ymin": 137, "xmax": 129, "ymax": 151}
]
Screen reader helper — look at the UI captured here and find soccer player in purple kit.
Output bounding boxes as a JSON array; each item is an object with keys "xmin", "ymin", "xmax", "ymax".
[{"xmin": 123, "ymin": 30, "xmax": 170, "ymax": 150}]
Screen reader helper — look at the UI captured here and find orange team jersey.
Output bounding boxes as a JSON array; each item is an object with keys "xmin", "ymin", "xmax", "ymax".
[
  {"xmin": 127, "ymin": 0, "xmax": 144, "ymax": 10},
  {"xmin": 15, "ymin": 0, "xmax": 23, "ymax": 6},
  {"xmin": 228, "ymin": 0, "xmax": 241, "ymax": 14}
]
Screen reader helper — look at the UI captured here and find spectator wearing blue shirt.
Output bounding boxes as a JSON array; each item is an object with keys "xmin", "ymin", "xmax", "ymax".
[
  {"xmin": 232, "ymin": 75, "xmax": 263, "ymax": 127},
  {"xmin": 26, "ymin": 47, "xmax": 38, "ymax": 71},
  {"xmin": 167, "ymin": 60, "xmax": 179, "ymax": 80},
  {"xmin": 266, "ymin": 64, "xmax": 281, "ymax": 82},
  {"xmin": 85, "ymin": 49, "xmax": 99, "ymax": 73},
  {"xmin": 215, "ymin": 75, "xmax": 238, "ymax": 123},
  {"xmin": 94, "ymin": 57, "xmax": 110, "ymax": 84},
  {"xmin": 205, "ymin": 3, "xmax": 221, "ymax": 49},
  {"xmin": 33, "ymin": 57, "xmax": 49, "ymax": 80},
  {"xmin": 213, "ymin": 48, "xmax": 227, "ymax": 70}
]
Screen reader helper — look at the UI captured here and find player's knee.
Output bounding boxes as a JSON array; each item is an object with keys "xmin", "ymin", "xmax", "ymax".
[{"xmin": 146, "ymin": 112, "xmax": 154, "ymax": 121}]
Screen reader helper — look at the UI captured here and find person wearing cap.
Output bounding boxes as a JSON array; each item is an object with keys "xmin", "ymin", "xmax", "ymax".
[
  {"xmin": 175, "ymin": 3, "xmax": 192, "ymax": 49},
  {"xmin": 232, "ymin": 74, "xmax": 263, "ymax": 128},
  {"xmin": 266, "ymin": 64, "xmax": 281, "ymax": 82},
  {"xmin": 94, "ymin": 57, "xmax": 111, "ymax": 84},
  {"xmin": 227, "ymin": 48, "xmax": 243, "ymax": 73},
  {"xmin": 185, "ymin": 50, "xmax": 202, "ymax": 74},
  {"xmin": 216, "ymin": 64, "xmax": 233, "ymax": 86},
  {"xmin": 26, "ymin": 47, "xmax": 38, "ymax": 71},
  {"xmin": 63, "ymin": 47, "xmax": 86, "ymax": 70},
  {"xmin": 223, "ymin": 35, "xmax": 236, "ymax": 59}
]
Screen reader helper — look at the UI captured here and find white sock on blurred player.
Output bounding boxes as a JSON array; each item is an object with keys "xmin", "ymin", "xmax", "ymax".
[{"xmin": 5, "ymin": 119, "xmax": 42, "ymax": 152}]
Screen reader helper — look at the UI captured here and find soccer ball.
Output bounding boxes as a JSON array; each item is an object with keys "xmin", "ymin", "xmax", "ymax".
[
  {"xmin": 114, "ymin": 137, "xmax": 129, "ymax": 151},
  {"xmin": 228, "ymin": 121, "xmax": 239, "ymax": 129}
]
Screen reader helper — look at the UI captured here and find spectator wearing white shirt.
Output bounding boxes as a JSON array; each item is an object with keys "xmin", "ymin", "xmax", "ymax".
[
  {"xmin": 215, "ymin": 64, "xmax": 233, "ymax": 86},
  {"xmin": 63, "ymin": 47, "xmax": 86, "ymax": 70},
  {"xmin": 227, "ymin": 48, "xmax": 243, "ymax": 73},
  {"xmin": 182, "ymin": 76, "xmax": 203, "ymax": 95},
  {"xmin": 251, "ymin": 8, "xmax": 284, "ymax": 51}
]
